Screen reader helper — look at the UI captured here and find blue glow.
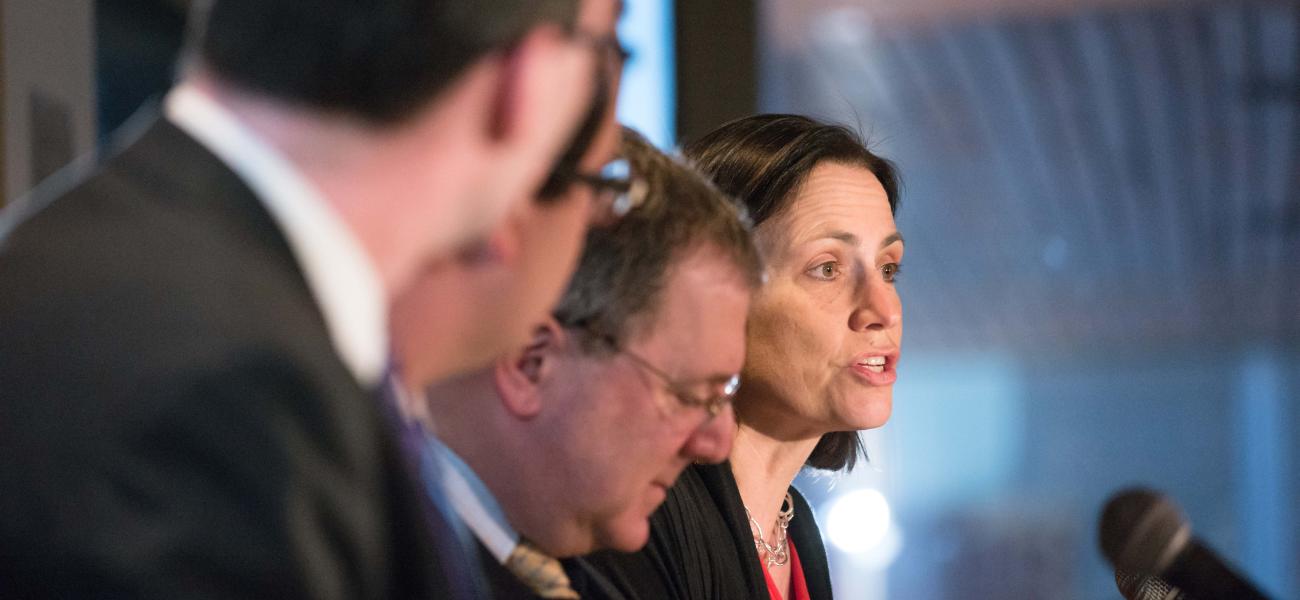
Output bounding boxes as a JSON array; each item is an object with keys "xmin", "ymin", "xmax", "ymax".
[
  {"xmin": 1235, "ymin": 351, "xmax": 1294, "ymax": 599},
  {"xmin": 886, "ymin": 353, "xmax": 1026, "ymax": 512},
  {"xmin": 615, "ymin": 0, "xmax": 675, "ymax": 149}
]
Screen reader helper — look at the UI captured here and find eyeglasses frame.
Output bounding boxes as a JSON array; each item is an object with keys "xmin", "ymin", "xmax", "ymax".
[{"xmin": 571, "ymin": 323, "xmax": 740, "ymax": 418}]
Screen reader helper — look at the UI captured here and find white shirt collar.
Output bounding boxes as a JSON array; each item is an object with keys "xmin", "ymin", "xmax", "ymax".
[
  {"xmin": 385, "ymin": 375, "xmax": 519, "ymax": 563},
  {"xmin": 164, "ymin": 84, "xmax": 388, "ymax": 387},
  {"xmin": 415, "ymin": 422, "xmax": 520, "ymax": 563}
]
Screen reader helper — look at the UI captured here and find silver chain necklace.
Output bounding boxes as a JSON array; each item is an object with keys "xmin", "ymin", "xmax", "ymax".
[{"xmin": 745, "ymin": 492, "xmax": 795, "ymax": 567}]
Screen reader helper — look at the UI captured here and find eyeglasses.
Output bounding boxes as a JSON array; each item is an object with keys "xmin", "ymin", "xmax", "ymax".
[
  {"xmin": 618, "ymin": 348, "xmax": 740, "ymax": 419},
  {"xmin": 570, "ymin": 158, "xmax": 648, "ymax": 225},
  {"xmin": 572, "ymin": 324, "xmax": 740, "ymax": 418},
  {"xmin": 541, "ymin": 27, "xmax": 643, "ymax": 224},
  {"xmin": 569, "ymin": 29, "xmax": 632, "ymax": 69}
]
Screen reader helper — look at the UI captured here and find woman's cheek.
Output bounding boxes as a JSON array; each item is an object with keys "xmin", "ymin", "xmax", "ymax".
[{"xmin": 748, "ymin": 292, "xmax": 829, "ymax": 374}]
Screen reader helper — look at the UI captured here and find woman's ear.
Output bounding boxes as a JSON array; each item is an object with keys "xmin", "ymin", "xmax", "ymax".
[{"xmin": 493, "ymin": 317, "xmax": 569, "ymax": 419}]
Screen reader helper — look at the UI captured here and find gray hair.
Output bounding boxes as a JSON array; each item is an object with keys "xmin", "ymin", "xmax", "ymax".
[{"xmin": 553, "ymin": 126, "xmax": 762, "ymax": 351}]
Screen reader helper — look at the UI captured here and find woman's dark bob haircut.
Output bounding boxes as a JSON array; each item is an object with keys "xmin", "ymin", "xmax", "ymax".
[{"xmin": 682, "ymin": 114, "xmax": 901, "ymax": 473}]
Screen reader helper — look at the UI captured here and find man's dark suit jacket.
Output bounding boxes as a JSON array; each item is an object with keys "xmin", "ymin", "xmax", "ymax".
[
  {"xmin": 574, "ymin": 461, "xmax": 834, "ymax": 599},
  {"xmin": 0, "ymin": 117, "xmax": 448, "ymax": 598}
]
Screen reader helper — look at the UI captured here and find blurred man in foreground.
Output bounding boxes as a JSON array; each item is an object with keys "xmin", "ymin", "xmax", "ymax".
[
  {"xmin": 0, "ymin": 0, "xmax": 616, "ymax": 596},
  {"xmin": 390, "ymin": 0, "xmax": 627, "ymax": 391},
  {"xmin": 399, "ymin": 129, "xmax": 763, "ymax": 598}
]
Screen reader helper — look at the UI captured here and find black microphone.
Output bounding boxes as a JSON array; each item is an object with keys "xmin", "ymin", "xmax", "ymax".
[
  {"xmin": 1098, "ymin": 487, "xmax": 1271, "ymax": 600},
  {"xmin": 1115, "ymin": 569, "xmax": 1187, "ymax": 600}
]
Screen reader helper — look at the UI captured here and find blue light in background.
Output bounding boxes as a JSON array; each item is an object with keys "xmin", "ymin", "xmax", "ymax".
[
  {"xmin": 810, "ymin": 352, "xmax": 1026, "ymax": 600},
  {"xmin": 1234, "ymin": 351, "xmax": 1295, "ymax": 599},
  {"xmin": 615, "ymin": 0, "xmax": 675, "ymax": 149},
  {"xmin": 885, "ymin": 352, "xmax": 1026, "ymax": 513}
]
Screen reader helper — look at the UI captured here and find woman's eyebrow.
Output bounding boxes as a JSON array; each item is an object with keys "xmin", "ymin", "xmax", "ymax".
[
  {"xmin": 809, "ymin": 230, "xmax": 903, "ymax": 251},
  {"xmin": 879, "ymin": 232, "xmax": 904, "ymax": 250},
  {"xmin": 809, "ymin": 230, "xmax": 858, "ymax": 246}
]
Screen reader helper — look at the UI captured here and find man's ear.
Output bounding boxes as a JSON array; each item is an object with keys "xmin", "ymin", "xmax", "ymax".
[
  {"xmin": 493, "ymin": 317, "xmax": 570, "ymax": 419},
  {"xmin": 487, "ymin": 23, "xmax": 593, "ymax": 157}
]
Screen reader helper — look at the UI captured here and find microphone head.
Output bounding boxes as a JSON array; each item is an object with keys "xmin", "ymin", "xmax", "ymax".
[
  {"xmin": 1098, "ymin": 487, "xmax": 1190, "ymax": 574},
  {"xmin": 1116, "ymin": 569, "xmax": 1185, "ymax": 600}
]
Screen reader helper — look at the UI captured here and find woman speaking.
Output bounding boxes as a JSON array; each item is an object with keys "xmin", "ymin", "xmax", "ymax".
[{"xmin": 578, "ymin": 114, "xmax": 904, "ymax": 600}]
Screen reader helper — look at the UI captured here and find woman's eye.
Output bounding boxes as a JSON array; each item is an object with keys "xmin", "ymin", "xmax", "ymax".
[
  {"xmin": 808, "ymin": 261, "xmax": 838, "ymax": 280},
  {"xmin": 881, "ymin": 262, "xmax": 902, "ymax": 283}
]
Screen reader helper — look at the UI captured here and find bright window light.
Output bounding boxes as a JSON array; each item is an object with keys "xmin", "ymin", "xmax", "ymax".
[
  {"xmin": 826, "ymin": 488, "xmax": 893, "ymax": 556},
  {"xmin": 615, "ymin": 0, "xmax": 675, "ymax": 148}
]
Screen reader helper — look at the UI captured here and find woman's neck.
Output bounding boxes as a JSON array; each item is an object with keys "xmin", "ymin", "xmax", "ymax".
[{"xmin": 730, "ymin": 423, "xmax": 821, "ymax": 541}]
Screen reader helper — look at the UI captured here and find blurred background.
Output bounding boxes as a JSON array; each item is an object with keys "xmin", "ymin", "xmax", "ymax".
[{"xmin": 3, "ymin": 0, "xmax": 1297, "ymax": 598}]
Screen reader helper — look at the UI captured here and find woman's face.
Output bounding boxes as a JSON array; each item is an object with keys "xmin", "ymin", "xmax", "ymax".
[{"xmin": 740, "ymin": 161, "xmax": 903, "ymax": 437}]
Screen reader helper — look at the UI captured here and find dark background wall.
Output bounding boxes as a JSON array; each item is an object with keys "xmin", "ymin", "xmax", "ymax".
[
  {"xmin": 673, "ymin": 0, "xmax": 757, "ymax": 145},
  {"xmin": 95, "ymin": 0, "xmax": 188, "ymax": 141}
]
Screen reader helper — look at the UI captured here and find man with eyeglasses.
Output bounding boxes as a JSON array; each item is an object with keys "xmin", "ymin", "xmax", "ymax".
[
  {"xmin": 0, "ymin": 0, "xmax": 622, "ymax": 597},
  {"xmin": 395, "ymin": 128, "xmax": 762, "ymax": 599},
  {"xmin": 389, "ymin": 0, "xmax": 631, "ymax": 390}
]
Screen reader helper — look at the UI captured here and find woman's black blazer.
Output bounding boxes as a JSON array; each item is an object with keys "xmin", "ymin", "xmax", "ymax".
[{"xmin": 569, "ymin": 461, "xmax": 834, "ymax": 599}]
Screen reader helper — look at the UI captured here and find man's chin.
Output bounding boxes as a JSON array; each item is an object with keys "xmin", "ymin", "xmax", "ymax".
[{"xmin": 596, "ymin": 519, "xmax": 651, "ymax": 554}]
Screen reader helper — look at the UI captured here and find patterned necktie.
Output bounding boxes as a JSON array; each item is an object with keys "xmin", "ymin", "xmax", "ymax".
[{"xmin": 504, "ymin": 539, "xmax": 581, "ymax": 599}]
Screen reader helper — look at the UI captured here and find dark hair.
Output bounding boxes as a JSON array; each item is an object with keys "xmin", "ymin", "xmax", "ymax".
[
  {"xmin": 553, "ymin": 127, "xmax": 763, "ymax": 351},
  {"xmin": 683, "ymin": 114, "xmax": 901, "ymax": 472},
  {"xmin": 195, "ymin": 0, "xmax": 578, "ymax": 125}
]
